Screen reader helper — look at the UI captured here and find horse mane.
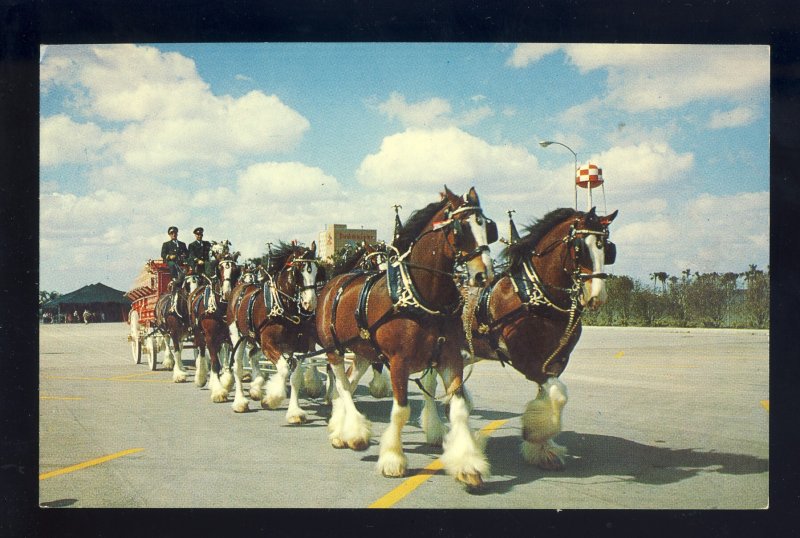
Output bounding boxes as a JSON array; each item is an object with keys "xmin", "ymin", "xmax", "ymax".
[
  {"xmin": 393, "ymin": 199, "xmax": 448, "ymax": 253},
  {"xmin": 329, "ymin": 245, "xmax": 367, "ymax": 278},
  {"xmin": 267, "ymin": 241, "xmax": 300, "ymax": 272},
  {"xmin": 504, "ymin": 208, "xmax": 579, "ymax": 270}
]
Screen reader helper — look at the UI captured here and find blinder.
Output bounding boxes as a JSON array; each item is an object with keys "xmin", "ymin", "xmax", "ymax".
[
  {"xmin": 605, "ymin": 240, "xmax": 617, "ymax": 265},
  {"xmin": 486, "ymin": 219, "xmax": 498, "ymax": 244}
]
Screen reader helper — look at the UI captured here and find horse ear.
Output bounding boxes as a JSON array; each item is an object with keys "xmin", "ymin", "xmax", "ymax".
[
  {"xmin": 587, "ymin": 206, "xmax": 597, "ymax": 217},
  {"xmin": 442, "ymin": 185, "xmax": 459, "ymax": 207},
  {"xmin": 466, "ymin": 186, "xmax": 479, "ymax": 206},
  {"xmin": 600, "ymin": 209, "xmax": 619, "ymax": 226},
  {"xmin": 310, "ymin": 240, "xmax": 316, "ymax": 253}
]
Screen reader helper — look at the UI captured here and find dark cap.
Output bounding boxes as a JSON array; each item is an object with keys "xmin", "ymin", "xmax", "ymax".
[
  {"xmin": 193, "ymin": 227, "xmax": 204, "ymax": 235},
  {"xmin": 168, "ymin": 226, "xmax": 178, "ymax": 234}
]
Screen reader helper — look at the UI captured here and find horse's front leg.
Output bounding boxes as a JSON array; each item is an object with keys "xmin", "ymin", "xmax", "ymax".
[
  {"xmin": 520, "ymin": 377, "xmax": 568, "ymax": 470},
  {"xmin": 439, "ymin": 368, "xmax": 489, "ymax": 489},
  {"xmin": 230, "ymin": 334, "xmax": 249, "ymax": 413},
  {"xmin": 419, "ymin": 369, "xmax": 445, "ymax": 446},
  {"xmin": 285, "ymin": 357, "xmax": 308, "ymax": 424},
  {"xmin": 247, "ymin": 346, "xmax": 267, "ymax": 402},
  {"xmin": 262, "ymin": 353, "xmax": 289, "ymax": 409},
  {"xmin": 194, "ymin": 329, "xmax": 209, "ymax": 387},
  {"xmin": 171, "ymin": 334, "xmax": 188, "ymax": 383},
  {"xmin": 327, "ymin": 358, "xmax": 371, "ymax": 450},
  {"xmin": 376, "ymin": 362, "xmax": 410, "ymax": 477}
]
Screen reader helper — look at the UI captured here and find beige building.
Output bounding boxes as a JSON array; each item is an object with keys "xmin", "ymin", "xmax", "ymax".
[{"xmin": 318, "ymin": 224, "xmax": 378, "ymax": 261}]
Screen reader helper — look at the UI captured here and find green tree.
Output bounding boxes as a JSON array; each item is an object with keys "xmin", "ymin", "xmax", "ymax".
[{"xmin": 743, "ymin": 265, "xmax": 770, "ymax": 328}]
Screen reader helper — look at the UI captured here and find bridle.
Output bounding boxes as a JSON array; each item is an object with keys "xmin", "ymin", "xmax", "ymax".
[{"xmin": 276, "ymin": 250, "xmax": 319, "ymax": 315}]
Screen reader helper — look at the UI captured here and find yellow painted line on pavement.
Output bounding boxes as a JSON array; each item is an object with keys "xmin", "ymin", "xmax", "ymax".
[
  {"xmin": 761, "ymin": 400, "xmax": 769, "ymax": 412},
  {"xmin": 613, "ymin": 351, "xmax": 625, "ymax": 359},
  {"xmin": 368, "ymin": 419, "xmax": 509, "ymax": 509},
  {"xmin": 39, "ymin": 448, "xmax": 144, "ymax": 481},
  {"xmin": 40, "ymin": 395, "xmax": 84, "ymax": 400}
]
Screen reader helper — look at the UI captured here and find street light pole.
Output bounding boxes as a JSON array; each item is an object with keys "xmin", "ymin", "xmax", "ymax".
[{"xmin": 539, "ymin": 140, "xmax": 578, "ymax": 209}]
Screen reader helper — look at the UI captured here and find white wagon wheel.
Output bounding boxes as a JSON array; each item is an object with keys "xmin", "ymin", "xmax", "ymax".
[
  {"xmin": 129, "ymin": 309, "xmax": 142, "ymax": 364},
  {"xmin": 147, "ymin": 332, "xmax": 159, "ymax": 371}
]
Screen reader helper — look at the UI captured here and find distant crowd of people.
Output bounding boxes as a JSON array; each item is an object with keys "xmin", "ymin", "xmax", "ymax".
[{"xmin": 41, "ymin": 309, "xmax": 106, "ymax": 324}]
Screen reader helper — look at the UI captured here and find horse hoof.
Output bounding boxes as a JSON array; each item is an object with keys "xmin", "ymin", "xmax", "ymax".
[
  {"xmin": 232, "ymin": 400, "xmax": 249, "ymax": 413},
  {"xmin": 347, "ymin": 438, "xmax": 369, "ymax": 451},
  {"xmin": 242, "ymin": 374, "xmax": 252, "ymax": 382},
  {"xmin": 538, "ymin": 454, "xmax": 566, "ymax": 471},
  {"xmin": 211, "ymin": 393, "xmax": 228, "ymax": 403},
  {"xmin": 330, "ymin": 437, "xmax": 347, "ymax": 449},
  {"xmin": 456, "ymin": 471, "xmax": 484, "ymax": 490},
  {"xmin": 287, "ymin": 414, "xmax": 307, "ymax": 425},
  {"xmin": 173, "ymin": 375, "xmax": 187, "ymax": 383}
]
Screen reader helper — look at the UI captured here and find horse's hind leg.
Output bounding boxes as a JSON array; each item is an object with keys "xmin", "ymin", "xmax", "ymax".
[
  {"xmin": 368, "ymin": 363, "xmax": 392, "ymax": 399},
  {"xmin": 247, "ymin": 347, "xmax": 267, "ymax": 402},
  {"xmin": 285, "ymin": 358, "xmax": 307, "ymax": 424},
  {"xmin": 230, "ymin": 336, "xmax": 250, "ymax": 413},
  {"xmin": 439, "ymin": 373, "xmax": 489, "ymax": 489},
  {"xmin": 194, "ymin": 332, "xmax": 209, "ymax": 387},
  {"xmin": 419, "ymin": 370, "xmax": 445, "ymax": 446},
  {"xmin": 302, "ymin": 361, "xmax": 325, "ymax": 399},
  {"xmin": 520, "ymin": 377, "xmax": 568, "ymax": 470}
]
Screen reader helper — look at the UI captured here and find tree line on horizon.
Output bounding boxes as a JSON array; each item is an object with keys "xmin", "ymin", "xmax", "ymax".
[{"xmin": 581, "ymin": 264, "xmax": 770, "ymax": 329}]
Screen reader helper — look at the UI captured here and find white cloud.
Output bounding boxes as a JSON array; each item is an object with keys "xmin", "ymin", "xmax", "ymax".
[
  {"xmin": 376, "ymin": 92, "xmax": 493, "ymax": 128},
  {"xmin": 708, "ymin": 106, "xmax": 758, "ymax": 129},
  {"xmin": 356, "ymin": 127, "xmax": 539, "ymax": 190},
  {"xmin": 40, "ymin": 114, "xmax": 110, "ymax": 167},
  {"xmin": 508, "ymin": 44, "xmax": 769, "ymax": 112},
  {"xmin": 40, "ymin": 44, "xmax": 310, "ymax": 175},
  {"xmin": 238, "ymin": 161, "xmax": 342, "ymax": 201},
  {"xmin": 590, "ymin": 142, "xmax": 694, "ymax": 189},
  {"xmin": 610, "ymin": 191, "xmax": 769, "ymax": 279},
  {"xmin": 506, "ymin": 43, "xmax": 561, "ymax": 67}
]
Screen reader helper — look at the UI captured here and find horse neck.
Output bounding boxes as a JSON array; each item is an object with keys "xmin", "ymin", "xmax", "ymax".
[
  {"xmin": 275, "ymin": 266, "xmax": 298, "ymax": 312},
  {"xmin": 406, "ymin": 226, "xmax": 459, "ymax": 307}
]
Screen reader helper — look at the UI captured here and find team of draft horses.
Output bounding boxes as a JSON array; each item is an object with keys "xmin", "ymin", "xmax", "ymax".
[{"xmin": 150, "ymin": 186, "xmax": 618, "ymax": 489}]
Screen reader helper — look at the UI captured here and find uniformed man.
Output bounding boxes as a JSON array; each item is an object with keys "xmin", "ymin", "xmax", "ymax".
[
  {"xmin": 187, "ymin": 227, "xmax": 212, "ymax": 277},
  {"xmin": 161, "ymin": 226, "xmax": 189, "ymax": 285}
]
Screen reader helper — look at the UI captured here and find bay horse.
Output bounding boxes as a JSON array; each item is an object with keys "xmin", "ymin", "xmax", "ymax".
[
  {"xmin": 226, "ymin": 241, "xmax": 322, "ymax": 422},
  {"xmin": 188, "ymin": 252, "xmax": 241, "ymax": 395},
  {"xmin": 320, "ymin": 241, "xmax": 393, "ymax": 401},
  {"xmin": 315, "ymin": 186, "xmax": 497, "ymax": 488},
  {"xmin": 153, "ymin": 273, "xmax": 202, "ymax": 383},
  {"xmin": 420, "ymin": 206, "xmax": 618, "ymax": 470}
]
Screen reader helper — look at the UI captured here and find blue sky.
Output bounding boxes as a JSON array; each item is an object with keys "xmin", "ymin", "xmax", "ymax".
[{"xmin": 39, "ymin": 43, "xmax": 769, "ymax": 293}]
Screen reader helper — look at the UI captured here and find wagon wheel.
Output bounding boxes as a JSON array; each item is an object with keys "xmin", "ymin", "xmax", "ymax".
[
  {"xmin": 147, "ymin": 333, "xmax": 159, "ymax": 371},
  {"xmin": 129, "ymin": 310, "xmax": 142, "ymax": 364}
]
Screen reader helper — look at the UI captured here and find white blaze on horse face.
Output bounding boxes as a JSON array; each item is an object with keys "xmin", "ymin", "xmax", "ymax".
[
  {"xmin": 220, "ymin": 261, "xmax": 235, "ymax": 298},
  {"xmin": 299, "ymin": 262, "xmax": 318, "ymax": 311},
  {"xmin": 581, "ymin": 234, "xmax": 608, "ymax": 308},
  {"xmin": 463, "ymin": 213, "xmax": 494, "ymax": 286}
]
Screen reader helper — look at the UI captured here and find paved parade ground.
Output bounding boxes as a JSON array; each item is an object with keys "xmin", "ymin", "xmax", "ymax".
[{"xmin": 37, "ymin": 322, "xmax": 768, "ymax": 510}]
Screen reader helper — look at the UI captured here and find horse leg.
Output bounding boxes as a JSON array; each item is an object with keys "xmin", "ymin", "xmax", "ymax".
[
  {"xmin": 162, "ymin": 335, "xmax": 175, "ymax": 371},
  {"xmin": 323, "ymin": 364, "xmax": 335, "ymax": 405},
  {"xmin": 520, "ymin": 377, "xmax": 568, "ymax": 470},
  {"xmin": 171, "ymin": 334, "xmax": 188, "ymax": 383},
  {"xmin": 230, "ymin": 336, "xmax": 250, "ymax": 413},
  {"xmin": 207, "ymin": 339, "xmax": 228, "ymax": 403},
  {"xmin": 376, "ymin": 363, "xmax": 410, "ymax": 478},
  {"xmin": 302, "ymin": 361, "xmax": 325, "ymax": 399},
  {"xmin": 346, "ymin": 355, "xmax": 371, "ymax": 392},
  {"xmin": 247, "ymin": 347, "xmax": 267, "ymax": 402},
  {"xmin": 262, "ymin": 355, "xmax": 289, "ymax": 409},
  {"xmin": 368, "ymin": 363, "xmax": 392, "ymax": 399},
  {"xmin": 194, "ymin": 331, "xmax": 209, "ymax": 387},
  {"xmin": 327, "ymin": 359, "xmax": 371, "ymax": 450},
  {"xmin": 285, "ymin": 358, "xmax": 307, "ymax": 424},
  {"xmin": 439, "ymin": 370, "xmax": 489, "ymax": 489},
  {"xmin": 419, "ymin": 369, "xmax": 445, "ymax": 446}
]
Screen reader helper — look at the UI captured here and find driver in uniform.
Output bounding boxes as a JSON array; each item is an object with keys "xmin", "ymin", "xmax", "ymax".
[
  {"xmin": 161, "ymin": 226, "xmax": 189, "ymax": 287},
  {"xmin": 187, "ymin": 227, "xmax": 212, "ymax": 278}
]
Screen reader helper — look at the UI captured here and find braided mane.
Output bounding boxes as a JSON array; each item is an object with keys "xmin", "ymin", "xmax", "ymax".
[
  {"xmin": 267, "ymin": 241, "xmax": 302, "ymax": 272},
  {"xmin": 329, "ymin": 245, "xmax": 367, "ymax": 278},
  {"xmin": 503, "ymin": 208, "xmax": 579, "ymax": 270},
  {"xmin": 393, "ymin": 199, "xmax": 448, "ymax": 253}
]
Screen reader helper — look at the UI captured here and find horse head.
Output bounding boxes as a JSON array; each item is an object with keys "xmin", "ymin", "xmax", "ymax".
[
  {"xmin": 574, "ymin": 207, "xmax": 618, "ymax": 309},
  {"xmin": 217, "ymin": 255, "xmax": 240, "ymax": 301},
  {"xmin": 183, "ymin": 273, "xmax": 202, "ymax": 293},
  {"xmin": 440, "ymin": 186, "xmax": 497, "ymax": 287},
  {"xmin": 276, "ymin": 241, "xmax": 320, "ymax": 314}
]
